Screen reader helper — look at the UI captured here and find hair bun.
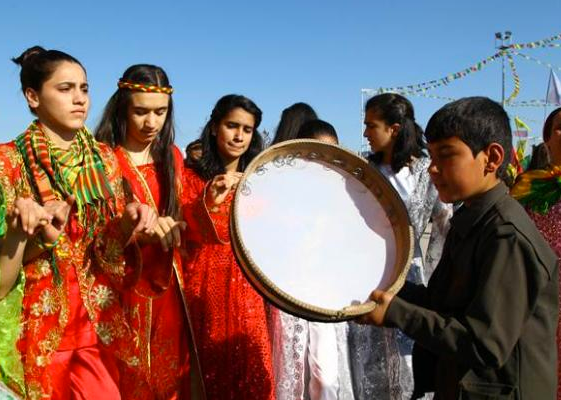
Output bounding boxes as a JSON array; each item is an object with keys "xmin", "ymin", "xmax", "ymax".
[{"xmin": 12, "ymin": 46, "xmax": 47, "ymax": 67}]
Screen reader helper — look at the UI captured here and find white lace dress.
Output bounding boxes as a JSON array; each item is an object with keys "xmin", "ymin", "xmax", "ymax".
[
  {"xmin": 347, "ymin": 157, "xmax": 452, "ymax": 400},
  {"xmin": 270, "ymin": 309, "xmax": 355, "ymax": 400}
]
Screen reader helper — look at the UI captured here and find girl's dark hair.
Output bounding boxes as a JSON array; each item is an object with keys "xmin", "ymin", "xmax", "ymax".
[
  {"xmin": 543, "ymin": 107, "xmax": 561, "ymax": 142},
  {"xmin": 365, "ymin": 93, "xmax": 426, "ymax": 172},
  {"xmin": 271, "ymin": 102, "xmax": 317, "ymax": 145},
  {"xmin": 527, "ymin": 142, "xmax": 550, "ymax": 171},
  {"xmin": 185, "ymin": 139, "xmax": 203, "ymax": 168},
  {"xmin": 12, "ymin": 46, "xmax": 85, "ymax": 114},
  {"xmin": 297, "ymin": 119, "xmax": 338, "ymax": 143},
  {"xmin": 95, "ymin": 64, "xmax": 179, "ymax": 219},
  {"xmin": 194, "ymin": 94, "xmax": 264, "ymax": 180}
]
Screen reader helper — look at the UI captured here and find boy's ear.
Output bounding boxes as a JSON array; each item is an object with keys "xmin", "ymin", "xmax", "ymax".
[{"xmin": 483, "ymin": 143, "xmax": 505, "ymax": 174}]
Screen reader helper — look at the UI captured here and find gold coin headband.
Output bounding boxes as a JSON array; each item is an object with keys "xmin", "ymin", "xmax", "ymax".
[{"xmin": 117, "ymin": 79, "xmax": 174, "ymax": 95}]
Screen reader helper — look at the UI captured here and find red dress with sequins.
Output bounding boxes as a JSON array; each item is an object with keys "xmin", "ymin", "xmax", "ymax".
[
  {"xmin": 526, "ymin": 201, "xmax": 561, "ymax": 400},
  {"xmin": 181, "ymin": 167, "xmax": 275, "ymax": 400},
  {"xmin": 0, "ymin": 140, "xmax": 143, "ymax": 400},
  {"xmin": 115, "ymin": 146, "xmax": 191, "ymax": 400}
]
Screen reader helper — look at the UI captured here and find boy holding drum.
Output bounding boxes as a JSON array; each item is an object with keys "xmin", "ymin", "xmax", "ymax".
[{"xmin": 359, "ymin": 96, "xmax": 558, "ymax": 400}]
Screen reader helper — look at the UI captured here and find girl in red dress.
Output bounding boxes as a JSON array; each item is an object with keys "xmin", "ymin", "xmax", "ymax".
[
  {"xmin": 182, "ymin": 94, "xmax": 275, "ymax": 399},
  {"xmin": 511, "ymin": 107, "xmax": 561, "ymax": 400},
  {"xmin": 0, "ymin": 46, "xmax": 157, "ymax": 400},
  {"xmin": 96, "ymin": 64, "xmax": 203, "ymax": 399}
]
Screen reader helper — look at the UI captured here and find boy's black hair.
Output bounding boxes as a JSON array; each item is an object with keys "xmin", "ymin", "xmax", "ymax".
[{"xmin": 425, "ymin": 96, "xmax": 512, "ymax": 181}]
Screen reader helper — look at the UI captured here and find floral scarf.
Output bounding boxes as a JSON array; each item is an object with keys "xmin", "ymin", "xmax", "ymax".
[
  {"xmin": 510, "ymin": 164, "xmax": 561, "ymax": 214},
  {"xmin": 15, "ymin": 120, "xmax": 115, "ymax": 236}
]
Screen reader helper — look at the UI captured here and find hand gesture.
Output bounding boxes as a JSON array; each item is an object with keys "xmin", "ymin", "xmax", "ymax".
[
  {"xmin": 207, "ymin": 172, "xmax": 243, "ymax": 207},
  {"xmin": 122, "ymin": 202, "xmax": 158, "ymax": 246},
  {"xmin": 9, "ymin": 197, "xmax": 52, "ymax": 236},
  {"xmin": 356, "ymin": 290, "xmax": 395, "ymax": 326},
  {"xmin": 153, "ymin": 216, "xmax": 187, "ymax": 252},
  {"xmin": 41, "ymin": 196, "xmax": 75, "ymax": 244}
]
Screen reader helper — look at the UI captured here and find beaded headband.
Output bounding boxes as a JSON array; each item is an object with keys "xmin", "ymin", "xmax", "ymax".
[{"xmin": 117, "ymin": 79, "xmax": 174, "ymax": 95}]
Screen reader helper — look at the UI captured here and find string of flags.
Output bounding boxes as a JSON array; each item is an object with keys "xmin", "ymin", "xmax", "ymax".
[
  {"xmin": 512, "ymin": 52, "xmax": 561, "ymax": 72},
  {"xmin": 363, "ymin": 33, "xmax": 561, "ymax": 108},
  {"xmin": 506, "ymin": 54, "xmax": 520, "ymax": 104},
  {"xmin": 508, "ymin": 33, "xmax": 561, "ymax": 49},
  {"xmin": 373, "ymin": 51, "xmax": 503, "ymax": 94}
]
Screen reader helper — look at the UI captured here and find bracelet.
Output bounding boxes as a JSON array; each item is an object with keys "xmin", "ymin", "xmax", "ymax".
[{"xmin": 35, "ymin": 235, "xmax": 61, "ymax": 251}]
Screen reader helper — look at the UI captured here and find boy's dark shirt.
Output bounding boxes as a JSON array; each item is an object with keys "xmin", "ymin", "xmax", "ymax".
[{"xmin": 385, "ymin": 182, "xmax": 559, "ymax": 399}]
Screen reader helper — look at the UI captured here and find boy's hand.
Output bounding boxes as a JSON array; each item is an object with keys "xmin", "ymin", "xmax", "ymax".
[{"xmin": 356, "ymin": 290, "xmax": 395, "ymax": 326}]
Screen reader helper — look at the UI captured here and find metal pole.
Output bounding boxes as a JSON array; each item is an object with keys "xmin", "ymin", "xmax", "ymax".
[
  {"xmin": 495, "ymin": 31, "xmax": 512, "ymax": 107},
  {"xmin": 501, "ymin": 50, "xmax": 506, "ymax": 106}
]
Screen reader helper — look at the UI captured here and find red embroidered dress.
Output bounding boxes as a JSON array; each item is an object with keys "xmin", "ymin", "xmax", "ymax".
[
  {"xmin": 511, "ymin": 166, "xmax": 561, "ymax": 400},
  {"xmin": 114, "ymin": 146, "xmax": 192, "ymax": 399},
  {"xmin": 0, "ymin": 124, "xmax": 143, "ymax": 399},
  {"xmin": 181, "ymin": 167, "xmax": 275, "ymax": 400}
]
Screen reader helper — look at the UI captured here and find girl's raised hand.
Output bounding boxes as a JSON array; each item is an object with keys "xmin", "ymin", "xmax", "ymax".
[{"xmin": 207, "ymin": 172, "xmax": 243, "ymax": 207}]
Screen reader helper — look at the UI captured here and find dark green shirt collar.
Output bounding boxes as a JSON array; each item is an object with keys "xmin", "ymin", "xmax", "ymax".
[{"xmin": 450, "ymin": 182, "xmax": 508, "ymax": 239}]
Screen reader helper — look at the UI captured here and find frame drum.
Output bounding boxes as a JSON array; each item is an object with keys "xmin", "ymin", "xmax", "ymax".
[{"xmin": 231, "ymin": 140, "xmax": 413, "ymax": 322}]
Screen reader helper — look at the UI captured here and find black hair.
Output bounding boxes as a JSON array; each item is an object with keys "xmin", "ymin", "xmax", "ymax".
[
  {"xmin": 185, "ymin": 138, "xmax": 203, "ymax": 168},
  {"xmin": 271, "ymin": 102, "xmax": 317, "ymax": 145},
  {"xmin": 425, "ymin": 96, "xmax": 512, "ymax": 181},
  {"xmin": 95, "ymin": 64, "xmax": 180, "ymax": 219},
  {"xmin": 12, "ymin": 46, "xmax": 85, "ymax": 114},
  {"xmin": 194, "ymin": 94, "xmax": 264, "ymax": 181},
  {"xmin": 365, "ymin": 93, "xmax": 426, "ymax": 173},
  {"xmin": 527, "ymin": 142, "xmax": 550, "ymax": 171},
  {"xmin": 296, "ymin": 119, "xmax": 338, "ymax": 143},
  {"xmin": 543, "ymin": 107, "xmax": 561, "ymax": 142}
]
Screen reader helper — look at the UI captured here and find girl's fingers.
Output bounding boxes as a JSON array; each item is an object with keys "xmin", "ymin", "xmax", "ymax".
[
  {"xmin": 171, "ymin": 223, "xmax": 182, "ymax": 248},
  {"xmin": 154, "ymin": 224, "xmax": 169, "ymax": 252},
  {"xmin": 146, "ymin": 210, "xmax": 158, "ymax": 235},
  {"xmin": 159, "ymin": 220, "xmax": 174, "ymax": 251},
  {"xmin": 160, "ymin": 217, "xmax": 176, "ymax": 249}
]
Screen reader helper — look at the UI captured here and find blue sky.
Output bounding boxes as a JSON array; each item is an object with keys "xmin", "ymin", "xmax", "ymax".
[{"xmin": 1, "ymin": 1, "xmax": 560, "ymax": 152}]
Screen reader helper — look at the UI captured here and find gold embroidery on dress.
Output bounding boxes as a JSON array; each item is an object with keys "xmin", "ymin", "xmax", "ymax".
[
  {"xmin": 30, "ymin": 289, "xmax": 60, "ymax": 317},
  {"xmin": 95, "ymin": 322, "xmax": 114, "ymax": 345},
  {"xmin": 34, "ymin": 259, "xmax": 52, "ymax": 279},
  {"xmin": 90, "ymin": 285, "xmax": 116, "ymax": 310},
  {"xmin": 27, "ymin": 382, "xmax": 43, "ymax": 400}
]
